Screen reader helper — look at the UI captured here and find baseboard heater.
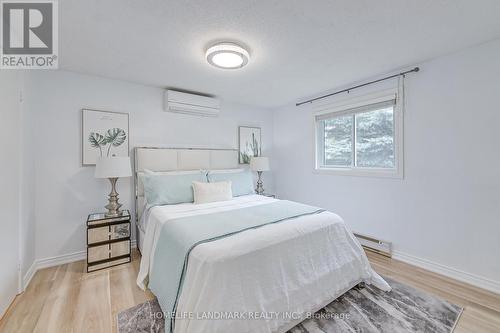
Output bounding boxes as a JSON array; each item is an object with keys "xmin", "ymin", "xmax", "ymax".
[{"xmin": 353, "ymin": 233, "xmax": 392, "ymax": 258}]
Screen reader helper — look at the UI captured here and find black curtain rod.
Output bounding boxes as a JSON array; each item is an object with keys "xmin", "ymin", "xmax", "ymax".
[{"xmin": 296, "ymin": 66, "xmax": 420, "ymax": 106}]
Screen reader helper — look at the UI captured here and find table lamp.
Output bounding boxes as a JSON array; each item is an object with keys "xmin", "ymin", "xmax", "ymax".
[
  {"xmin": 95, "ymin": 156, "xmax": 132, "ymax": 217},
  {"xmin": 250, "ymin": 156, "xmax": 270, "ymax": 195}
]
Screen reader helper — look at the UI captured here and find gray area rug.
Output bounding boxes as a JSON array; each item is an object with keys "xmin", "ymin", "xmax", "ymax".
[{"xmin": 118, "ymin": 277, "xmax": 462, "ymax": 333}]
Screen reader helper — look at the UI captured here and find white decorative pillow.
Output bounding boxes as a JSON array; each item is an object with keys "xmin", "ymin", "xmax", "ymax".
[{"xmin": 192, "ymin": 181, "xmax": 232, "ymax": 204}]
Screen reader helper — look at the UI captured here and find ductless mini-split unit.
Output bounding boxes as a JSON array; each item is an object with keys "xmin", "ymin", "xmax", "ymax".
[{"xmin": 164, "ymin": 90, "xmax": 220, "ymax": 117}]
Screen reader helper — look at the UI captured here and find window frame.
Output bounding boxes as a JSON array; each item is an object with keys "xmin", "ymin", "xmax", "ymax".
[{"xmin": 313, "ymin": 89, "xmax": 404, "ymax": 178}]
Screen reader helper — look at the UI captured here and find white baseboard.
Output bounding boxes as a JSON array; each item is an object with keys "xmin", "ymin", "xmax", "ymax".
[
  {"xmin": 392, "ymin": 250, "xmax": 500, "ymax": 295},
  {"xmin": 22, "ymin": 239, "xmax": 137, "ymax": 291},
  {"xmin": 37, "ymin": 250, "xmax": 87, "ymax": 270},
  {"xmin": 22, "ymin": 261, "xmax": 37, "ymax": 292}
]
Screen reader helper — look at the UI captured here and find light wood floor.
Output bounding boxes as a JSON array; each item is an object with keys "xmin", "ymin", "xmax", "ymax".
[{"xmin": 1, "ymin": 250, "xmax": 499, "ymax": 333}]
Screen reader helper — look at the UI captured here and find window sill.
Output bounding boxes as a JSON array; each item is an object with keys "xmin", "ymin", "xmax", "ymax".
[{"xmin": 313, "ymin": 167, "xmax": 403, "ymax": 179}]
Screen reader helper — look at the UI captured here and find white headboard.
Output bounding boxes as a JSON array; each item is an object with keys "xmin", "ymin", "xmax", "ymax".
[{"xmin": 134, "ymin": 147, "xmax": 239, "ymax": 221}]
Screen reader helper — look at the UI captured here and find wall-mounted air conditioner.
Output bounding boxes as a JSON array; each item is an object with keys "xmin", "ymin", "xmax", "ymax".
[{"xmin": 164, "ymin": 90, "xmax": 220, "ymax": 117}]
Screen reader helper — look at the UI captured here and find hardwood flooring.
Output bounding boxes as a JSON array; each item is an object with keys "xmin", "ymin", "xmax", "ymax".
[
  {"xmin": 365, "ymin": 251, "xmax": 500, "ymax": 333},
  {"xmin": 0, "ymin": 251, "xmax": 154, "ymax": 333},
  {"xmin": 1, "ymin": 250, "xmax": 499, "ymax": 332}
]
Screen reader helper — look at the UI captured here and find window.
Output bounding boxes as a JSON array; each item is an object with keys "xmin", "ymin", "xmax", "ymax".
[{"xmin": 315, "ymin": 93, "xmax": 402, "ymax": 177}]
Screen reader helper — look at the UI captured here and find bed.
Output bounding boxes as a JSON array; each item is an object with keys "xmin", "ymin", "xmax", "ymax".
[{"xmin": 134, "ymin": 147, "xmax": 390, "ymax": 333}]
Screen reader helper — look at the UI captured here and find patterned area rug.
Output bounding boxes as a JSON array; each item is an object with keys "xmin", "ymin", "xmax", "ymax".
[{"xmin": 118, "ymin": 277, "xmax": 462, "ymax": 333}]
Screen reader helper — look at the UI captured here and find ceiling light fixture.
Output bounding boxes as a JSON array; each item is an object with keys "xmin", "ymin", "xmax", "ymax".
[{"xmin": 206, "ymin": 42, "xmax": 250, "ymax": 69}]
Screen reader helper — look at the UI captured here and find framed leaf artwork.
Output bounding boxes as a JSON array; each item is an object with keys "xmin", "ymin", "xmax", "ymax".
[
  {"xmin": 82, "ymin": 109, "xmax": 129, "ymax": 165},
  {"xmin": 238, "ymin": 126, "xmax": 261, "ymax": 164}
]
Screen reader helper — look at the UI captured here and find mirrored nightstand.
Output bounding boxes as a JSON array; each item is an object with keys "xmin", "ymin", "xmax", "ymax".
[{"xmin": 86, "ymin": 210, "xmax": 131, "ymax": 272}]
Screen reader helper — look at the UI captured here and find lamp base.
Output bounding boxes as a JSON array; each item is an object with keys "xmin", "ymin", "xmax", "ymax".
[
  {"xmin": 255, "ymin": 171, "xmax": 265, "ymax": 195},
  {"xmin": 105, "ymin": 177, "xmax": 123, "ymax": 217},
  {"xmin": 104, "ymin": 210, "xmax": 123, "ymax": 218}
]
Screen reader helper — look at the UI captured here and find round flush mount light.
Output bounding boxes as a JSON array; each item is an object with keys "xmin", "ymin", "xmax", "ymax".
[{"xmin": 206, "ymin": 42, "xmax": 250, "ymax": 69}]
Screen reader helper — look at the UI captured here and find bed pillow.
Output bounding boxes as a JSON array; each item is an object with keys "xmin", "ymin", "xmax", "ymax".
[
  {"xmin": 143, "ymin": 172, "xmax": 206, "ymax": 205},
  {"xmin": 192, "ymin": 181, "xmax": 233, "ymax": 204},
  {"xmin": 207, "ymin": 169, "xmax": 254, "ymax": 196}
]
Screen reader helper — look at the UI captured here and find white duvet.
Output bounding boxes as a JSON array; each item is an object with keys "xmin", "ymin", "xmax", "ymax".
[{"xmin": 138, "ymin": 195, "xmax": 390, "ymax": 333}]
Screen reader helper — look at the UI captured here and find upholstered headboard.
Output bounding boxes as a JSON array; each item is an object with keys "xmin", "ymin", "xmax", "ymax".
[{"xmin": 134, "ymin": 147, "xmax": 239, "ymax": 221}]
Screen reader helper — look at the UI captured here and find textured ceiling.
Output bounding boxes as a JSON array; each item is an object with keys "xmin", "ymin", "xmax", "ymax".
[{"xmin": 59, "ymin": 0, "xmax": 500, "ymax": 108}]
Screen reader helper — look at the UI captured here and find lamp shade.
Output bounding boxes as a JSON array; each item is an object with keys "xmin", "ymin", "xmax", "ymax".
[
  {"xmin": 95, "ymin": 157, "xmax": 132, "ymax": 178},
  {"xmin": 250, "ymin": 156, "xmax": 270, "ymax": 172}
]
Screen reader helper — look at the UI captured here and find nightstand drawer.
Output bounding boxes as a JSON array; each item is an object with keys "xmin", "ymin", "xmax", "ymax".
[
  {"xmin": 88, "ymin": 226, "xmax": 109, "ymax": 244},
  {"xmin": 87, "ymin": 223, "xmax": 130, "ymax": 244},
  {"xmin": 111, "ymin": 240, "xmax": 130, "ymax": 257},
  {"xmin": 111, "ymin": 223, "xmax": 130, "ymax": 240},
  {"xmin": 88, "ymin": 244, "xmax": 110, "ymax": 263},
  {"xmin": 87, "ymin": 257, "xmax": 131, "ymax": 272},
  {"xmin": 87, "ymin": 239, "xmax": 130, "ymax": 263}
]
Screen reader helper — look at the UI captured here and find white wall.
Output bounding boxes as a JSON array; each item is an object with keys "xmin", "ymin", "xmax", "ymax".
[
  {"xmin": 23, "ymin": 70, "xmax": 274, "ymax": 260},
  {"xmin": 19, "ymin": 74, "xmax": 37, "ymax": 288},
  {"xmin": 273, "ymin": 39, "xmax": 500, "ymax": 288},
  {"xmin": 0, "ymin": 71, "xmax": 22, "ymax": 316}
]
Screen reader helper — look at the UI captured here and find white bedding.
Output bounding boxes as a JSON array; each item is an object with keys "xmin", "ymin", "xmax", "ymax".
[{"xmin": 138, "ymin": 195, "xmax": 390, "ymax": 333}]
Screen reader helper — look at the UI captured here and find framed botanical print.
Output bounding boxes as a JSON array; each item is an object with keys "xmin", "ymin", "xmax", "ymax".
[
  {"xmin": 82, "ymin": 109, "xmax": 129, "ymax": 165},
  {"xmin": 238, "ymin": 126, "xmax": 261, "ymax": 164}
]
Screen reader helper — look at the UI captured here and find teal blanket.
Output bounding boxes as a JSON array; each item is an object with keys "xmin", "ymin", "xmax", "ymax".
[{"xmin": 148, "ymin": 200, "xmax": 325, "ymax": 332}]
